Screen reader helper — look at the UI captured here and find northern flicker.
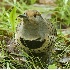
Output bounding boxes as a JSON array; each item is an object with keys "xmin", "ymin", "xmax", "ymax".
[{"xmin": 8, "ymin": 10, "xmax": 57, "ymax": 68}]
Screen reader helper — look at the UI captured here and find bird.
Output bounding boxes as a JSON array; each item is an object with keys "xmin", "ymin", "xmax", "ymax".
[{"xmin": 8, "ymin": 10, "xmax": 57, "ymax": 68}]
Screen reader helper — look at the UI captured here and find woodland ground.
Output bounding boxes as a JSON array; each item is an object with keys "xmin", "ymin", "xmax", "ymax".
[{"xmin": 0, "ymin": 0, "xmax": 70, "ymax": 69}]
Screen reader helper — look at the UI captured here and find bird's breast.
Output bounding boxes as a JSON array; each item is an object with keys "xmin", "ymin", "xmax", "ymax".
[{"xmin": 22, "ymin": 24, "xmax": 40, "ymax": 40}]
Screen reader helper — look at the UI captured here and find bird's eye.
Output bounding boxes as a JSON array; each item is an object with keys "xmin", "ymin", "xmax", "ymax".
[
  {"xmin": 34, "ymin": 14, "xmax": 36, "ymax": 18},
  {"xmin": 24, "ymin": 13, "xmax": 27, "ymax": 15},
  {"xmin": 24, "ymin": 13, "xmax": 25, "ymax": 14}
]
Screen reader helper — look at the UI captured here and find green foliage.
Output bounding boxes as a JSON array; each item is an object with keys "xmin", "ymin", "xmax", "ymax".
[
  {"xmin": 23, "ymin": 0, "xmax": 36, "ymax": 4},
  {"xmin": 30, "ymin": 0, "xmax": 36, "ymax": 4},
  {"xmin": 9, "ymin": 7, "xmax": 17, "ymax": 33},
  {"xmin": 48, "ymin": 64, "xmax": 57, "ymax": 69},
  {"xmin": 7, "ymin": 62, "xmax": 10, "ymax": 69},
  {"xmin": 54, "ymin": 0, "xmax": 70, "ymax": 26}
]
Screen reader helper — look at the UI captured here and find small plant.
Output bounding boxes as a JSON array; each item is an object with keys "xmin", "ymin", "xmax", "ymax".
[
  {"xmin": 9, "ymin": 7, "xmax": 17, "ymax": 33},
  {"xmin": 53, "ymin": 0, "xmax": 70, "ymax": 26}
]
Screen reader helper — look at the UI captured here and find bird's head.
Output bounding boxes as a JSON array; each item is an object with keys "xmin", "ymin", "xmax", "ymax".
[{"xmin": 18, "ymin": 10, "xmax": 43, "ymax": 24}]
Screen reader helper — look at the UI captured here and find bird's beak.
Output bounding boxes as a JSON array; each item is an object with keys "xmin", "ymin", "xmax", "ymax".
[{"xmin": 18, "ymin": 14, "xmax": 27, "ymax": 18}]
